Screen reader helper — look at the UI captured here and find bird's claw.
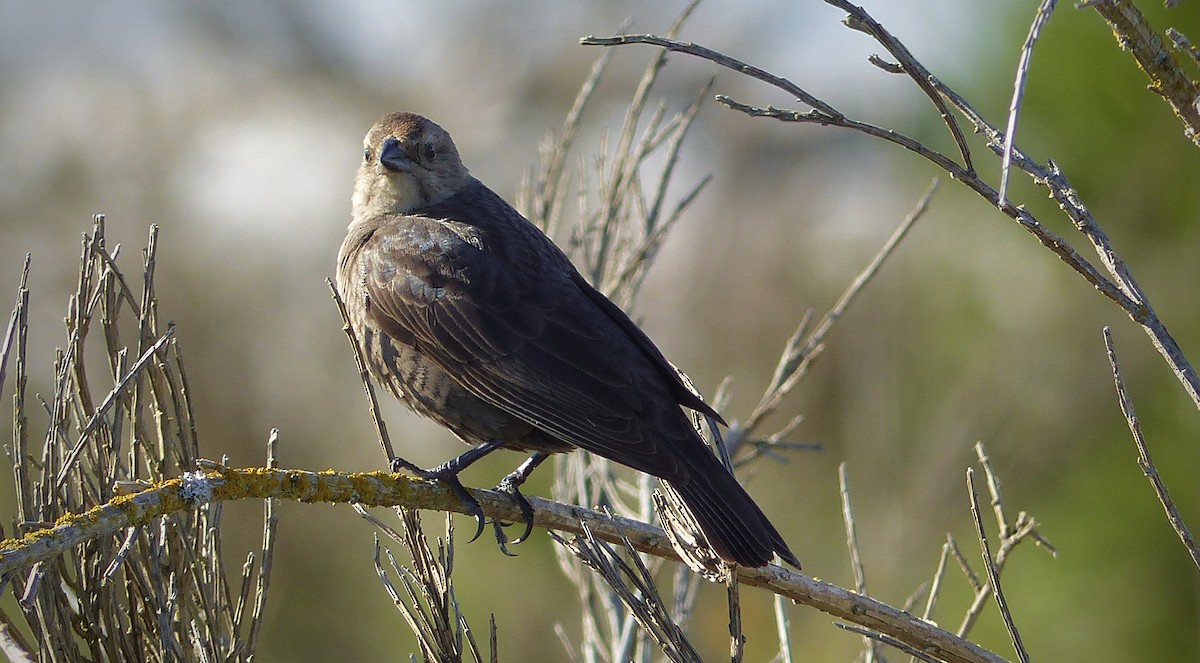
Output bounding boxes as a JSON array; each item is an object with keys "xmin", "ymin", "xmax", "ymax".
[
  {"xmin": 444, "ymin": 477, "xmax": 487, "ymax": 543},
  {"xmin": 492, "ymin": 520, "xmax": 518, "ymax": 557},
  {"xmin": 494, "ymin": 476, "xmax": 537, "ymax": 546},
  {"xmin": 393, "ymin": 455, "xmax": 487, "ymax": 543},
  {"xmin": 489, "ymin": 492, "xmax": 533, "ymax": 556}
]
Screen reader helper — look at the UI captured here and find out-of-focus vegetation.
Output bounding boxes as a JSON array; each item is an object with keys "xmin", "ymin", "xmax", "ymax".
[{"xmin": 1, "ymin": 1, "xmax": 1197, "ymax": 660}]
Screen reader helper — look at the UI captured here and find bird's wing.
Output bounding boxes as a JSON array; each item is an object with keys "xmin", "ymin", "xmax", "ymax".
[{"xmin": 354, "ymin": 212, "xmax": 694, "ymax": 479}]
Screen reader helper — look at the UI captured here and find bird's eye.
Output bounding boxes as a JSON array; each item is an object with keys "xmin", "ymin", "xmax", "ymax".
[
  {"xmin": 421, "ymin": 143, "xmax": 437, "ymax": 161},
  {"xmin": 363, "ymin": 147, "xmax": 372, "ymax": 163}
]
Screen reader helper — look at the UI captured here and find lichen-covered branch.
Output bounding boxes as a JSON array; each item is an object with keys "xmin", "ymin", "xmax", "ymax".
[{"xmin": 0, "ymin": 465, "xmax": 1005, "ymax": 663}]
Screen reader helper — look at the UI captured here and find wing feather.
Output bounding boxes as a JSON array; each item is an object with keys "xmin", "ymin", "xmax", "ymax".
[{"xmin": 358, "ymin": 208, "xmax": 690, "ymax": 478}]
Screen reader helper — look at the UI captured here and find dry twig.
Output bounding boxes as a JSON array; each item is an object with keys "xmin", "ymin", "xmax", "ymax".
[
  {"xmin": 966, "ymin": 469, "xmax": 1029, "ymax": 663},
  {"xmin": 0, "ymin": 216, "xmax": 274, "ymax": 662},
  {"xmin": 998, "ymin": 0, "xmax": 1057, "ymax": 206},
  {"xmin": 1103, "ymin": 327, "xmax": 1200, "ymax": 570},
  {"xmin": 582, "ymin": 1, "xmax": 1200, "ymax": 414},
  {"xmin": 839, "ymin": 463, "xmax": 878, "ymax": 663}
]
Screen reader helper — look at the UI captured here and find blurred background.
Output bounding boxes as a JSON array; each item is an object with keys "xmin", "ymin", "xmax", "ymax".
[{"xmin": 2, "ymin": 1, "xmax": 1199, "ymax": 660}]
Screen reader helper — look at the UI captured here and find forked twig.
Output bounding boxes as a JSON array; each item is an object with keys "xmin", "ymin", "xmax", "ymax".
[
  {"xmin": 583, "ymin": 2, "xmax": 1200, "ymax": 414},
  {"xmin": 955, "ymin": 445, "xmax": 1055, "ymax": 640}
]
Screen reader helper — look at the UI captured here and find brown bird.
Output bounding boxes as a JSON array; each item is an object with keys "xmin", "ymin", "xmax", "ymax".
[{"xmin": 337, "ymin": 111, "xmax": 799, "ymax": 569}]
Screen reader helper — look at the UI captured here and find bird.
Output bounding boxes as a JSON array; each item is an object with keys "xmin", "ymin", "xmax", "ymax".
[{"xmin": 337, "ymin": 111, "xmax": 799, "ymax": 569}]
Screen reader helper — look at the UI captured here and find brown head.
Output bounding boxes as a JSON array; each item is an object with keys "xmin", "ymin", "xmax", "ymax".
[{"xmin": 352, "ymin": 112, "xmax": 470, "ymax": 221}]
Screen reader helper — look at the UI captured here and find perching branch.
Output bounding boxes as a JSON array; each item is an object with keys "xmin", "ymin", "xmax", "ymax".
[{"xmin": 0, "ymin": 466, "xmax": 1005, "ymax": 663}]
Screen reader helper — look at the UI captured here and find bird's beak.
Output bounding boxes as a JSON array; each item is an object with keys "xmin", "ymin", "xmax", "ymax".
[{"xmin": 378, "ymin": 136, "xmax": 413, "ymax": 175}]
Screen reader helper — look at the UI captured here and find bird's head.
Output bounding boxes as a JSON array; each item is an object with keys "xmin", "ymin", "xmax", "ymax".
[{"xmin": 352, "ymin": 112, "xmax": 470, "ymax": 219}]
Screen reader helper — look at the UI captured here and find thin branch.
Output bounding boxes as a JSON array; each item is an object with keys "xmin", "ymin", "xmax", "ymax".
[
  {"xmin": 973, "ymin": 443, "xmax": 1011, "ymax": 539},
  {"xmin": 246, "ymin": 429, "xmax": 280, "ymax": 654},
  {"xmin": 835, "ymin": 623, "xmax": 943, "ymax": 663},
  {"xmin": 998, "ymin": 0, "xmax": 1057, "ymax": 206},
  {"xmin": 1166, "ymin": 28, "xmax": 1200, "ymax": 66},
  {"xmin": 727, "ymin": 573, "xmax": 743, "ymax": 663},
  {"xmin": 740, "ymin": 179, "xmax": 939, "ymax": 437},
  {"xmin": 1103, "ymin": 327, "xmax": 1200, "ymax": 570},
  {"xmin": 579, "ymin": 34, "xmax": 842, "ymax": 120},
  {"xmin": 584, "ymin": 0, "xmax": 1200, "ymax": 419},
  {"xmin": 966, "ymin": 469, "xmax": 1029, "ymax": 663},
  {"xmin": 921, "ymin": 540, "xmax": 952, "ymax": 624},
  {"xmin": 0, "ymin": 254, "xmax": 30, "ymax": 401},
  {"xmin": 946, "ymin": 533, "xmax": 981, "ymax": 593},
  {"xmin": 827, "ymin": 0, "xmax": 975, "ymax": 174},
  {"xmin": 0, "ymin": 465, "xmax": 1006, "ymax": 663},
  {"xmin": 327, "ymin": 279, "xmax": 395, "ymax": 462},
  {"xmin": 838, "ymin": 463, "xmax": 877, "ymax": 663},
  {"xmin": 773, "ymin": 593, "xmax": 794, "ymax": 663},
  {"xmin": 1082, "ymin": 0, "xmax": 1200, "ymax": 148}
]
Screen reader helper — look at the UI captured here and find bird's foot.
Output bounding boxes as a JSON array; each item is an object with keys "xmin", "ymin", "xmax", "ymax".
[
  {"xmin": 488, "ymin": 451, "xmax": 550, "ymax": 553},
  {"xmin": 390, "ymin": 455, "xmax": 488, "ymax": 543}
]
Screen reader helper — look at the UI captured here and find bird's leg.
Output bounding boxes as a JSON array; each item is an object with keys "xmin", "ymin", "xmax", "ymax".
[
  {"xmin": 492, "ymin": 451, "xmax": 551, "ymax": 553},
  {"xmin": 390, "ymin": 438, "xmax": 508, "ymax": 543}
]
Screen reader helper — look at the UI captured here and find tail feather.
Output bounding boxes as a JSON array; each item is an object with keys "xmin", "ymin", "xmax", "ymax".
[{"xmin": 672, "ymin": 454, "xmax": 800, "ymax": 569}]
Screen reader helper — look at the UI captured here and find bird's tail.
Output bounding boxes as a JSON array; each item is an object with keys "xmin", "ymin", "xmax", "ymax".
[{"xmin": 671, "ymin": 454, "xmax": 800, "ymax": 569}]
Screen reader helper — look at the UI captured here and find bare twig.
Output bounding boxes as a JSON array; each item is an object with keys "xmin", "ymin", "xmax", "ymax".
[
  {"xmin": 973, "ymin": 443, "xmax": 1011, "ymax": 539},
  {"xmin": 0, "ymin": 254, "xmax": 30, "ymax": 401},
  {"xmin": 966, "ymin": 469, "xmax": 1029, "ymax": 663},
  {"xmin": 1083, "ymin": 0, "xmax": 1200, "ymax": 147},
  {"xmin": 836, "ymin": 622, "xmax": 944, "ymax": 663},
  {"xmin": 773, "ymin": 593, "xmax": 794, "ymax": 663},
  {"xmin": 921, "ymin": 540, "xmax": 952, "ymax": 623},
  {"xmin": 727, "ymin": 573, "xmax": 744, "ymax": 663},
  {"xmin": 0, "ymin": 464, "xmax": 1005, "ymax": 663},
  {"xmin": 327, "ymin": 278, "xmax": 395, "ymax": 462},
  {"xmin": 738, "ymin": 179, "xmax": 939, "ymax": 442},
  {"xmin": 1103, "ymin": 327, "xmax": 1200, "ymax": 570},
  {"xmin": 838, "ymin": 463, "xmax": 877, "ymax": 663},
  {"xmin": 830, "ymin": 0, "xmax": 975, "ymax": 174},
  {"xmin": 246, "ymin": 429, "xmax": 280, "ymax": 655},
  {"xmin": 579, "ymin": 34, "xmax": 840, "ymax": 120},
  {"xmin": 552, "ymin": 510, "xmax": 702, "ymax": 663},
  {"xmin": 998, "ymin": 0, "xmax": 1057, "ymax": 206},
  {"xmin": 1166, "ymin": 28, "xmax": 1200, "ymax": 66},
  {"xmin": 585, "ymin": 2, "xmax": 1200, "ymax": 416}
]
